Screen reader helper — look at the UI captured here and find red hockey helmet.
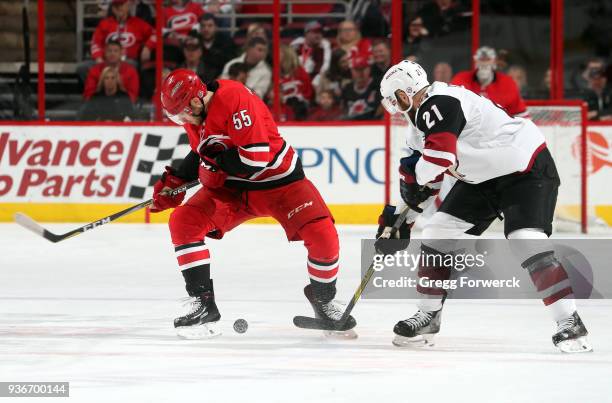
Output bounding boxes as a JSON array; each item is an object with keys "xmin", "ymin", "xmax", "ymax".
[{"xmin": 160, "ymin": 68, "xmax": 207, "ymax": 124}]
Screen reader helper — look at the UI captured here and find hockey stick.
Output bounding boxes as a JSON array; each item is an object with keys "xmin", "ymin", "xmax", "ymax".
[
  {"xmin": 14, "ymin": 180, "xmax": 200, "ymax": 243},
  {"xmin": 294, "ymin": 206, "xmax": 412, "ymax": 331}
]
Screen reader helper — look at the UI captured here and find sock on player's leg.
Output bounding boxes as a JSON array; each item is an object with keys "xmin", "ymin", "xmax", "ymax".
[
  {"xmin": 174, "ymin": 241, "xmax": 212, "ymax": 295},
  {"xmin": 508, "ymin": 229, "xmax": 591, "ymax": 352},
  {"xmin": 416, "ymin": 245, "xmax": 451, "ymax": 313},
  {"xmin": 172, "ymin": 241, "xmax": 220, "ymax": 339},
  {"xmin": 522, "ymin": 251, "xmax": 576, "ymax": 321},
  {"xmin": 301, "ymin": 218, "xmax": 340, "ymax": 302},
  {"xmin": 299, "ymin": 219, "xmax": 356, "ymax": 336},
  {"xmin": 394, "ymin": 245, "xmax": 449, "ymax": 347}
]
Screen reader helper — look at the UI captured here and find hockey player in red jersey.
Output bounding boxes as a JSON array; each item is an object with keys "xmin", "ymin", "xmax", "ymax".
[{"xmin": 153, "ymin": 69, "xmax": 355, "ymax": 338}]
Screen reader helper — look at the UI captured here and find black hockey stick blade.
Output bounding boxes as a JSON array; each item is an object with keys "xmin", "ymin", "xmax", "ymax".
[
  {"xmin": 293, "ymin": 206, "xmax": 412, "ymax": 331},
  {"xmin": 293, "ymin": 315, "xmax": 356, "ymax": 331},
  {"xmin": 14, "ymin": 180, "xmax": 200, "ymax": 243}
]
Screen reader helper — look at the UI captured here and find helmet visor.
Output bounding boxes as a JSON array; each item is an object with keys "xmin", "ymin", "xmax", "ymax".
[
  {"xmin": 381, "ymin": 96, "xmax": 400, "ymax": 115},
  {"xmin": 164, "ymin": 107, "xmax": 197, "ymax": 125}
]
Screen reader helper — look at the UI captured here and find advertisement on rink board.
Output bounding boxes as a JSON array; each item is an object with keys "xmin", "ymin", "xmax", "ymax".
[
  {"xmin": 1, "ymin": 123, "xmax": 611, "ymax": 224},
  {"xmin": 0, "ymin": 127, "xmax": 141, "ymax": 201},
  {"xmin": 0, "ymin": 124, "xmax": 386, "ymax": 223},
  {"xmin": 583, "ymin": 128, "xmax": 612, "ymax": 224}
]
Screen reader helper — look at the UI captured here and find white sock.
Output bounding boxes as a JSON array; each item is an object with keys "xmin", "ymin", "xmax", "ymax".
[
  {"xmin": 547, "ymin": 298, "xmax": 576, "ymax": 322},
  {"xmin": 417, "ymin": 298, "xmax": 443, "ymax": 312}
]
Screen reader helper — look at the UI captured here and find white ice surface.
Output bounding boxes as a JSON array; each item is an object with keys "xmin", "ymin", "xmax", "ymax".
[{"xmin": 1, "ymin": 223, "xmax": 611, "ymax": 403}]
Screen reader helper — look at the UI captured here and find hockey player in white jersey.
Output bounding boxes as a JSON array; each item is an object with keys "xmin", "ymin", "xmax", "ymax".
[{"xmin": 375, "ymin": 60, "xmax": 592, "ymax": 353}]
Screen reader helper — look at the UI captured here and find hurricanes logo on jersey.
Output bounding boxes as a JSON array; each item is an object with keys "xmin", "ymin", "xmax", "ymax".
[
  {"xmin": 106, "ymin": 32, "xmax": 136, "ymax": 48},
  {"xmin": 349, "ymin": 100, "xmax": 368, "ymax": 116},
  {"xmin": 168, "ymin": 14, "xmax": 198, "ymax": 31},
  {"xmin": 281, "ymin": 79, "xmax": 302, "ymax": 101}
]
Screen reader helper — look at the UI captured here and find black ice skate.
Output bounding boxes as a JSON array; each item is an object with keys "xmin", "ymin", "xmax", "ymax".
[
  {"xmin": 303, "ymin": 285, "xmax": 358, "ymax": 339},
  {"xmin": 392, "ymin": 309, "xmax": 442, "ymax": 347},
  {"xmin": 174, "ymin": 291, "xmax": 221, "ymax": 339},
  {"xmin": 552, "ymin": 311, "xmax": 593, "ymax": 353}
]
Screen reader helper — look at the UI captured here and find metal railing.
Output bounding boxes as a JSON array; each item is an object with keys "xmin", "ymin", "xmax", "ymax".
[{"xmin": 76, "ymin": 0, "xmax": 350, "ymax": 62}]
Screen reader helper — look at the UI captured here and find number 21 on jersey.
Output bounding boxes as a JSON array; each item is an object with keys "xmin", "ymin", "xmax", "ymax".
[{"xmin": 422, "ymin": 104, "xmax": 444, "ymax": 129}]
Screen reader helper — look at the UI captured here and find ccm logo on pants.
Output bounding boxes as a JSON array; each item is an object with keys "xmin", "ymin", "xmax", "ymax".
[{"xmin": 288, "ymin": 201, "xmax": 313, "ymax": 219}]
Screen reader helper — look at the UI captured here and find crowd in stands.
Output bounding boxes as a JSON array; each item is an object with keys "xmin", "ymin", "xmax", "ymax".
[{"xmin": 75, "ymin": 0, "xmax": 611, "ymax": 122}]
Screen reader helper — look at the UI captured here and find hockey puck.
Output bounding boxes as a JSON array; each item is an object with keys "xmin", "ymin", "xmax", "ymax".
[{"xmin": 233, "ymin": 318, "xmax": 248, "ymax": 334}]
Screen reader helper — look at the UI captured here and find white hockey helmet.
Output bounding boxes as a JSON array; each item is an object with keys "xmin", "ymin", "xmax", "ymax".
[{"xmin": 380, "ymin": 60, "xmax": 429, "ymax": 114}]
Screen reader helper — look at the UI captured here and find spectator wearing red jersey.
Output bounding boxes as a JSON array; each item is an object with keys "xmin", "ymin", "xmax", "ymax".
[
  {"xmin": 90, "ymin": 0, "xmax": 155, "ymax": 64},
  {"xmin": 162, "ymin": 0, "xmax": 203, "ymax": 64},
  {"xmin": 163, "ymin": 0, "xmax": 203, "ymax": 41},
  {"xmin": 290, "ymin": 21, "xmax": 332, "ymax": 83},
  {"xmin": 309, "ymin": 90, "xmax": 343, "ymax": 121},
  {"xmin": 336, "ymin": 20, "xmax": 372, "ymax": 66},
  {"xmin": 451, "ymin": 46, "xmax": 528, "ymax": 117},
  {"xmin": 279, "ymin": 45, "xmax": 314, "ymax": 121},
  {"xmin": 83, "ymin": 39, "xmax": 140, "ymax": 102}
]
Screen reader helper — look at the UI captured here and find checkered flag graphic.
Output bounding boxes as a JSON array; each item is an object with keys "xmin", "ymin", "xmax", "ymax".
[{"xmin": 128, "ymin": 132, "xmax": 191, "ymax": 199}]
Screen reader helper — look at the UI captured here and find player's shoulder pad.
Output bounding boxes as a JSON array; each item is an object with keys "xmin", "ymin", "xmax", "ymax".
[
  {"xmin": 210, "ymin": 80, "xmax": 242, "ymax": 110},
  {"xmin": 415, "ymin": 94, "xmax": 466, "ymax": 137}
]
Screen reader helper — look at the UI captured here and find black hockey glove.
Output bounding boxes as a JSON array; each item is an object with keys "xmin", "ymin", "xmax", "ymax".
[
  {"xmin": 374, "ymin": 205, "xmax": 412, "ymax": 255},
  {"xmin": 399, "ymin": 151, "xmax": 433, "ymax": 212}
]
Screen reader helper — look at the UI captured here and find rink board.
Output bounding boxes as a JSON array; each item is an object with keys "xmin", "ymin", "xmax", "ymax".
[{"xmin": 1, "ymin": 122, "xmax": 611, "ymax": 225}]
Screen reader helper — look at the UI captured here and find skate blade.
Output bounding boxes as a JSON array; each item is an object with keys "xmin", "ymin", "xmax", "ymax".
[
  {"xmin": 176, "ymin": 322, "xmax": 222, "ymax": 340},
  {"xmin": 392, "ymin": 333, "xmax": 436, "ymax": 348},
  {"xmin": 556, "ymin": 336, "xmax": 593, "ymax": 353},
  {"xmin": 324, "ymin": 329, "xmax": 358, "ymax": 339}
]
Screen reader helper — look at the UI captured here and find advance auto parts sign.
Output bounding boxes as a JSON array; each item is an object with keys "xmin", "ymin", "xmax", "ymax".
[{"xmin": 0, "ymin": 126, "xmax": 187, "ymax": 203}]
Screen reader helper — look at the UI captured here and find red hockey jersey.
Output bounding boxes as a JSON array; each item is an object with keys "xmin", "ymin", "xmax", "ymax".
[
  {"xmin": 83, "ymin": 62, "xmax": 140, "ymax": 102},
  {"xmin": 163, "ymin": 2, "xmax": 203, "ymax": 37},
  {"xmin": 345, "ymin": 39, "xmax": 373, "ymax": 67},
  {"xmin": 184, "ymin": 80, "xmax": 304, "ymax": 190},
  {"xmin": 450, "ymin": 70, "xmax": 528, "ymax": 117},
  {"xmin": 280, "ymin": 66, "xmax": 314, "ymax": 103},
  {"xmin": 91, "ymin": 16, "xmax": 154, "ymax": 61}
]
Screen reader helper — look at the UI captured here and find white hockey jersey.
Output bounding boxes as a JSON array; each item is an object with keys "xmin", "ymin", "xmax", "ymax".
[{"xmin": 408, "ymin": 82, "xmax": 546, "ymax": 185}]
